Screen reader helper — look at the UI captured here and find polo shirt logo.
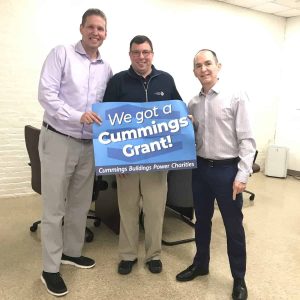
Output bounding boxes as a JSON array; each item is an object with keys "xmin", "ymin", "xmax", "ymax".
[{"xmin": 154, "ymin": 91, "xmax": 164, "ymax": 96}]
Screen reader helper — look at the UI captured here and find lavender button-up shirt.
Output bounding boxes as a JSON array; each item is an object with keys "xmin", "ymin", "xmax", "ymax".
[
  {"xmin": 38, "ymin": 41, "xmax": 112, "ymax": 139},
  {"xmin": 188, "ymin": 80, "xmax": 256, "ymax": 183}
]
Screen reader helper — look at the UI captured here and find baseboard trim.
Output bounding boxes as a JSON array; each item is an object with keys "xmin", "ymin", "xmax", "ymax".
[{"xmin": 287, "ymin": 169, "xmax": 300, "ymax": 177}]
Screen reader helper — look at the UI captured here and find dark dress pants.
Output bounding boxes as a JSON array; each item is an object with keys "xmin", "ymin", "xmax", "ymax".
[{"xmin": 192, "ymin": 157, "xmax": 246, "ymax": 279}]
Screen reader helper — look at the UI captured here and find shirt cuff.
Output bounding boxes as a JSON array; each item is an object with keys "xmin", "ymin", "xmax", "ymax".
[
  {"xmin": 69, "ymin": 111, "xmax": 84, "ymax": 123},
  {"xmin": 235, "ymin": 170, "xmax": 249, "ymax": 184}
]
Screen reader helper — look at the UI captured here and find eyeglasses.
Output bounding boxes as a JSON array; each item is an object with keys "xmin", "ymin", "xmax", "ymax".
[{"xmin": 130, "ymin": 50, "xmax": 153, "ymax": 57}]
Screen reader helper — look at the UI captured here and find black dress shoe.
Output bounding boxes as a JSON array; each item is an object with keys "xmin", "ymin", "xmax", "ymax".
[
  {"xmin": 146, "ymin": 260, "xmax": 162, "ymax": 273},
  {"xmin": 118, "ymin": 259, "xmax": 137, "ymax": 275},
  {"xmin": 176, "ymin": 264, "xmax": 209, "ymax": 282},
  {"xmin": 232, "ymin": 278, "xmax": 248, "ymax": 300}
]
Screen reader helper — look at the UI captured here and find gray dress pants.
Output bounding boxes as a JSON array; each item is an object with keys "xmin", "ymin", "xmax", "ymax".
[{"xmin": 39, "ymin": 127, "xmax": 94, "ymax": 272}]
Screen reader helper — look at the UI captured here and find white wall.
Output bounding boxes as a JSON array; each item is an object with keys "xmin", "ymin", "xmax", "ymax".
[
  {"xmin": 276, "ymin": 16, "xmax": 300, "ymax": 172},
  {"xmin": 0, "ymin": 0, "xmax": 289, "ymax": 197}
]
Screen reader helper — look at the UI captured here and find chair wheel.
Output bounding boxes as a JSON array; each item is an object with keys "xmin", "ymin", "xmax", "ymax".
[
  {"xmin": 94, "ymin": 219, "xmax": 101, "ymax": 227},
  {"xmin": 85, "ymin": 234, "xmax": 94, "ymax": 243},
  {"xmin": 30, "ymin": 225, "xmax": 37, "ymax": 232},
  {"xmin": 85, "ymin": 227, "xmax": 94, "ymax": 243}
]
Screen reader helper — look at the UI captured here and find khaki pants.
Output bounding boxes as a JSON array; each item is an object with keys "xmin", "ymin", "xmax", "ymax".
[{"xmin": 117, "ymin": 171, "xmax": 168, "ymax": 262}]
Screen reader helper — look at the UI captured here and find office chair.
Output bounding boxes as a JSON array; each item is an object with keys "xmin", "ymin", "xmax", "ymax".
[
  {"xmin": 94, "ymin": 175, "xmax": 120, "ymax": 234},
  {"xmin": 162, "ymin": 169, "xmax": 195, "ymax": 246},
  {"xmin": 244, "ymin": 150, "xmax": 260, "ymax": 201},
  {"xmin": 24, "ymin": 125, "xmax": 101, "ymax": 242},
  {"xmin": 25, "ymin": 125, "xmax": 42, "ymax": 232},
  {"xmin": 95, "ymin": 172, "xmax": 195, "ymax": 246},
  {"xmin": 130, "ymin": 170, "xmax": 195, "ymax": 246}
]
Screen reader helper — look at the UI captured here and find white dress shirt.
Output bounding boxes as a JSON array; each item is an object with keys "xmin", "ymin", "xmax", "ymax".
[
  {"xmin": 38, "ymin": 41, "xmax": 113, "ymax": 139},
  {"xmin": 188, "ymin": 80, "xmax": 256, "ymax": 183}
]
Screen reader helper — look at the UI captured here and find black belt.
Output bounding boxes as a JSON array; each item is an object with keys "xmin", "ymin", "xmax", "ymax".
[
  {"xmin": 42, "ymin": 121, "xmax": 91, "ymax": 142},
  {"xmin": 198, "ymin": 156, "xmax": 239, "ymax": 167}
]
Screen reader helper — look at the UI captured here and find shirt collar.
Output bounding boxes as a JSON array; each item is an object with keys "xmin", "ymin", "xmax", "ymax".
[
  {"xmin": 200, "ymin": 79, "xmax": 221, "ymax": 96},
  {"xmin": 75, "ymin": 41, "xmax": 103, "ymax": 62},
  {"xmin": 128, "ymin": 65, "xmax": 160, "ymax": 79}
]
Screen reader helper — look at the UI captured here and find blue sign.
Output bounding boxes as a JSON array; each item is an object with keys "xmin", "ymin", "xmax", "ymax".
[{"xmin": 92, "ymin": 100, "xmax": 196, "ymax": 175}]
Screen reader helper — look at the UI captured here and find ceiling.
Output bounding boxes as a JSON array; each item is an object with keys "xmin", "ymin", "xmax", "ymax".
[{"xmin": 216, "ymin": 0, "xmax": 300, "ymax": 17}]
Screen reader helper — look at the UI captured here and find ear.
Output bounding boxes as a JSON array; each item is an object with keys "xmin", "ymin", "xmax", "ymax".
[
  {"xmin": 193, "ymin": 68, "xmax": 197, "ymax": 78},
  {"xmin": 79, "ymin": 24, "xmax": 83, "ymax": 35},
  {"xmin": 104, "ymin": 29, "xmax": 107, "ymax": 39},
  {"xmin": 217, "ymin": 63, "xmax": 222, "ymax": 71}
]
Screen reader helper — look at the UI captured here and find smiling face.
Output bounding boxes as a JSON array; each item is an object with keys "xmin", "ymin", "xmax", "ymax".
[
  {"xmin": 193, "ymin": 50, "xmax": 221, "ymax": 93},
  {"xmin": 129, "ymin": 42, "xmax": 154, "ymax": 77},
  {"xmin": 80, "ymin": 15, "xmax": 107, "ymax": 59}
]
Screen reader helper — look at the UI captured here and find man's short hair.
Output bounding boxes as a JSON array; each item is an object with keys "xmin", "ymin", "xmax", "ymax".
[
  {"xmin": 81, "ymin": 8, "xmax": 107, "ymax": 28},
  {"xmin": 129, "ymin": 35, "xmax": 153, "ymax": 51},
  {"xmin": 194, "ymin": 49, "xmax": 219, "ymax": 66}
]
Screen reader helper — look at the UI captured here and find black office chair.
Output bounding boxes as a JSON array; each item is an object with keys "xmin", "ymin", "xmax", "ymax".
[
  {"xmin": 95, "ymin": 172, "xmax": 195, "ymax": 246},
  {"xmin": 94, "ymin": 175, "xmax": 119, "ymax": 234},
  {"xmin": 244, "ymin": 150, "xmax": 260, "ymax": 201},
  {"xmin": 24, "ymin": 125, "xmax": 101, "ymax": 242},
  {"xmin": 162, "ymin": 169, "xmax": 195, "ymax": 246}
]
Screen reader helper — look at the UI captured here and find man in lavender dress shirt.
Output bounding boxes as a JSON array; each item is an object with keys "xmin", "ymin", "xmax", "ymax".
[
  {"xmin": 38, "ymin": 8, "xmax": 112, "ymax": 297},
  {"xmin": 176, "ymin": 49, "xmax": 256, "ymax": 300}
]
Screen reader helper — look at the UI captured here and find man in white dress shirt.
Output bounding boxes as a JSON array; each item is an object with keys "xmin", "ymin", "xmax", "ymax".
[
  {"xmin": 176, "ymin": 49, "xmax": 256, "ymax": 300},
  {"xmin": 38, "ymin": 8, "xmax": 112, "ymax": 297}
]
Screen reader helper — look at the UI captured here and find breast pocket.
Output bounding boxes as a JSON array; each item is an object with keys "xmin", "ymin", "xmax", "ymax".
[{"xmin": 220, "ymin": 107, "xmax": 233, "ymax": 121}]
